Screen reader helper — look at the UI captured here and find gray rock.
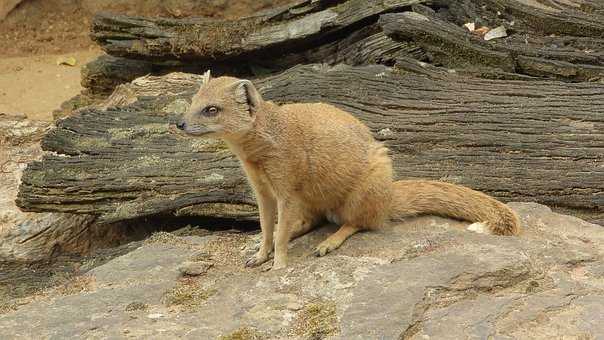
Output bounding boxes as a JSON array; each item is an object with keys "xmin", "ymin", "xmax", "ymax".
[
  {"xmin": 1, "ymin": 202, "xmax": 603, "ymax": 339},
  {"xmin": 178, "ymin": 260, "xmax": 213, "ymax": 276}
]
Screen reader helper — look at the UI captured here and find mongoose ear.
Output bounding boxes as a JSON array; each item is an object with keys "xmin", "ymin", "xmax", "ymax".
[
  {"xmin": 201, "ymin": 70, "xmax": 211, "ymax": 85},
  {"xmin": 234, "ymin": 80, "xmax": 262, "ymax": 115}
]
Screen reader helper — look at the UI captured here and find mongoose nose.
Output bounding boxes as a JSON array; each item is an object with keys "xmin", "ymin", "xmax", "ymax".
[{"xmin": 176, "ymin": 121, "xmax": 186, "ymax": 130}]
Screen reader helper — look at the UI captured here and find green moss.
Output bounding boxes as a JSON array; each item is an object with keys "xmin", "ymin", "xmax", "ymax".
[
  {"xmin": 162, "ymin": 99, "xmax": 190, "ymax": 115},
  {"xmin": 189, "ymin": 138, "xmax": 229, "ymax": 152},
  {"xmin": 218, "ymin": 327, "xmax": 265, "ymax": 340},
  {"xmin": 172, "ymin": 18, "xmax": 261, "ymax": 57},
  {"xmin": 53, "ymin": 94, "xmax": 99, "ymax": 120},
  {"xmin": 54, "ymin": 275, "xmax": 95, "ymax": 296},
  {"xmin": 108, "ymin": 124, "xmax": 168, "ymax": 140},
  {"xmin": 0, "ymin": 302, "xmax": 17, "ymax": 315},
  {"xmin": 162, "ymin": 278, "xmax": 215, "ymax": 309},
  {"xmin": 76, "ymin": 137, "xmax": 111, "ymax": 149},
  {"xmin": 288, "ymin": 300, "xmax": 339, "ymax": 339},
  {"xmin": 125, "ymin": 301, "xmax": 149, "ymax": 312},
  {"xmin": 176, "ymin": 203, "xmax": 257, "ymax": 219},
  {"xmin": 143, "ymin": 231, "xmax": 193, "ymax": 248}
]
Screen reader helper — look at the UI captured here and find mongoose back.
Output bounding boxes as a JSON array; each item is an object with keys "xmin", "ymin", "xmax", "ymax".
[{"xmin": 176, "ymin": 71, "xmax": 520, "ymax": 270}]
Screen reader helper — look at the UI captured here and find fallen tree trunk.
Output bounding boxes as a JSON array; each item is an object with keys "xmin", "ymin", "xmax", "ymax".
[
  {"xmin": 81, "ymin": 24, "xmax": 424, "ymax": 96},
  {"xmin": 83, "ymin": 0, "xmax": 427, "ymax": 96},
  {"xmin": 82, "ymin": 0, "xmax": 604, "ymax": 99},
  {"xmin": 81, "ymin": 55, "xmax": 153, "ymax": 96},
  {"xmin": 91, "ymin": 0, "xmax": 423, "ymax": 61},
  {"xmin": 437, "ymin": 0, "xmax": 604, "ymax": 37},
  {"xmin": 91, "ymin": 0, "xmax": 604, "ymax": 63},
  {"xmin": 380, "ymin": 8, "xmax": 604, "ymax": 81},
  {"xmin": 0, "ymin": 0, "xmax": 22, "ymax": 21},
  {"xmin": 17, "ymin": 64, "xmax": 604, "ymax": 223}
]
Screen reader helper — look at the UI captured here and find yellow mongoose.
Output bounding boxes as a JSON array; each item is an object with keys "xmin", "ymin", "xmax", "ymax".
[{"xmin": 176, "ymin": 71, "xmax": 520, "ymax": 270}]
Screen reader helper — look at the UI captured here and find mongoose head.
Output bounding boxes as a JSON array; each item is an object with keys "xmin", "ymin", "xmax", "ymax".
[{"xmin": 177, "ymin": 71, "xmax": 263, "ymax": 139}]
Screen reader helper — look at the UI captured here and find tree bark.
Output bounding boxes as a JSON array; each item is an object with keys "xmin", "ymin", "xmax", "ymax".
[
  {"xmin": 81, "ymin": 55, "xmax": 153, "ymax": 96},
  {"xmin": 91, "ymin": 0, "xmax": 423, "ymax": 61},
  {"xmin": 380, "ymin": 8, "xmax": 604, "ymax": 81},
  {"xmin": 17, "ymin": 64, "xmax": 604, "ymax": 224},
  {"xmin": 0, "ymin": 0, "xmax": 22, "ymax": 21},
  {"xmin": 82, "ymin": 0, "xmax": 604, "ymax": 98},
  {"xmin": 82, "ymin": 23, "xmax": 424, "ymax": 96}
]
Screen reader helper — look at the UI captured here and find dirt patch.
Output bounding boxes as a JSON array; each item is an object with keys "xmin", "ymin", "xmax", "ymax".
[
  {"xmin": 0, "ymin": 0, "xmax": 292, "ymax": 120},
  {"xmin": 0, "ymin": 49, "xmax": 101, "ymax": 120},
  {"xmin": 0, "ymin": 1, "xmax": 93, "ymax": 57}
]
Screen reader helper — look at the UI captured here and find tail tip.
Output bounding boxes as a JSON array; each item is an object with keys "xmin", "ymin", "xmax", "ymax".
[
  {"xmin": 467, "ymin": 217, "xmax": 521, "ymax": 236},
  {"xmin": 467, "ymin": 222, "xmax": 490, "ymax": 234}
]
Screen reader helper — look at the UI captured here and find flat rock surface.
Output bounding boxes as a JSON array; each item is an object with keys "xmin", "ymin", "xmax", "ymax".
[{"xmin": 1, "ymin": 202, "xmax": 603, "ymax": 339}]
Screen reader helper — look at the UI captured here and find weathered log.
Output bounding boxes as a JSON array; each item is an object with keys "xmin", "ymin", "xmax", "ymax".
[
  {"xmin": 81, "ymin": 25, "xmax": 424, "ymax": 96},
  {"xmin": 17, "ymin": 64, "xmax": 604, "ymax": 224},
  {"xmin": 257, "ymin": 23, "xmax": 425, "ymax": 70},
  {"xmin": 83, "ymin": 0, "xmax": 604, "ymax": 99},
  {"xmin": 91, "ymin": 0, "xmax": 604, "ymax": 63},
  {"xmin": 83, "ymin": 0, "xmax": 426, "ymax": 97},
  {"xmin": 0, "ymin": 0, "xmax": 22, "ymax": 21},
  {"xmin": 438, "ymin": 0, "xmax": 604, "ymax": 37},
  {"xmin": 380, "ymin": 9, "xmax": 604, "ymax": 81},
  {"xmin": 79, "ymin": 55, "xmax": 219, "ymax": 97},
  {"xmin": 479, "ymin": 0, "xmax": 604, "ymax": 37},
  {"xmin": 91, "ymin": 0, "xmax": 424, "ymax": 61},
  {"xmin": 81, "ymin": 55, "xmax": 153, "ymax": 96}
]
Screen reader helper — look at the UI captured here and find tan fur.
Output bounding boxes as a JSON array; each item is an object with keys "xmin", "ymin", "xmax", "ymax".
[
  {"xmin": 176, "ymin": 73, "xmax": 521, "ymax": 270},
  {"xmin": 391, "ymin": 180, "xmax": 520, "ymax": 236}
]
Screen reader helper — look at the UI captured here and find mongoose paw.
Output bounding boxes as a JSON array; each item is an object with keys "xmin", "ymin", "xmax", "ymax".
[
  {"xmin": 248, "ymin": 242, "xmax": 261, "ymax": 252},
  {"xmin": 271, "ymin": 259, "xmax": 287, "ymax": 271},
  {"xmin": 313, "ymin": 240, "xmax": 337, "ymax": 257},
  {"xmin": 245, "ymin": 252, "xmax": 269, "ymax": 268},
  {"xmin": 246, "ymin": 239, "xmax": 273, "ymax": 253}
]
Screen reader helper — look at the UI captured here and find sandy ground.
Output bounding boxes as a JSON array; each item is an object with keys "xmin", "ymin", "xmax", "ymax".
[
  {"xmin": 0, "ymin": 0, "xmax": 291, "ymax": 121},
  {"xmin": 0, "ymin": 48, "xmax": 101, "ymax": 121}
]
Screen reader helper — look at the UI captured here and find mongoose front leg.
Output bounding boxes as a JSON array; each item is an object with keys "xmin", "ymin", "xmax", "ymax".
[
  {"xmin": 245, "ymin": 188, "xmax": 276, "ymax": 268},
  {"xmin": 272, "ymin": 199, "xmax": 304, "ymax": 270},
  {"xmin": 248, "ymin": 216, "xmax": 314, "ymax": 253},
  {"xmin": 314, "ymin": 224, "xmax": 361, "ymax": 257}
]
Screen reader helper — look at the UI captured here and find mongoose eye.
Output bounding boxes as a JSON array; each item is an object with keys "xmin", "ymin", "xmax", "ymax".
[{"xmin": 202, "ymin": 105, "xmax": 220, "ymax": 117}]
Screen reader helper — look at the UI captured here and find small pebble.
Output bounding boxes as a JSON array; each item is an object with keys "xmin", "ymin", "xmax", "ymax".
[
  {"xmin": 178, "ymin": 260, "xmax": 213, "ymax": 276},
  {"xmin": 484, "ymin": 26, "xmax": 507, "ymax": 41},
  {"xmin": 189, "ymin": 250, "xmax": 212, "ymax": 262},
  {"xmin": 377, "ymin": 128, "xmax": 393, "ymax": 137},
  {"xmin": 286, "ymin": 302, "xmax": 304, "ymax": 311}
]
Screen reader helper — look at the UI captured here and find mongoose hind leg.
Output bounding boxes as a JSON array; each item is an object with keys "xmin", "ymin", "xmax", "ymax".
[
  {"xmin": 312, "ymin": 145, "xmax": 392, "ymax": 257},
  {"xmin": 290, "ymin": 214, "xmax": 320, "ymax": 239},
  {"xmin": 313, "ymin": 224, "xmax": 361, "ymax": 257}
]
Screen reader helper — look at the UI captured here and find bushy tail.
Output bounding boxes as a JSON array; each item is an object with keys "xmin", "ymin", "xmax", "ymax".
[{"xmin": 390, "ymin": 180, "xmax": 520, "ymax": 235}]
